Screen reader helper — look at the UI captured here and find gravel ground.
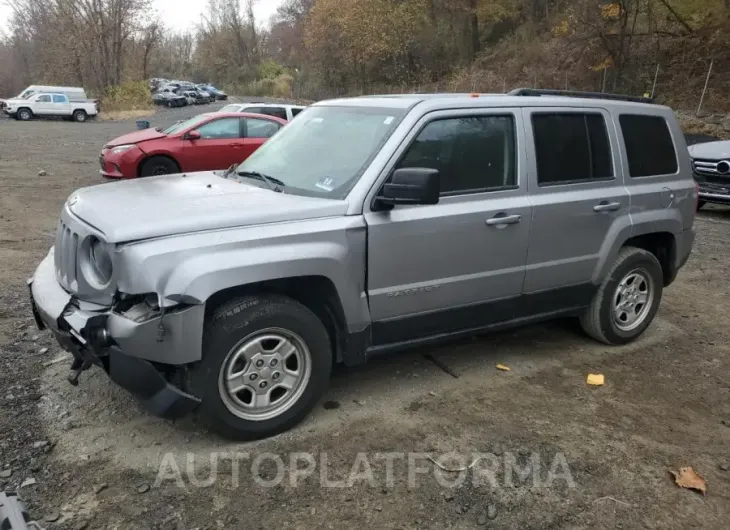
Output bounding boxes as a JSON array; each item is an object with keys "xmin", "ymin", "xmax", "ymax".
[{"xmin": 1, "ymin": 103, "xmax": 729, "ymax": 529}]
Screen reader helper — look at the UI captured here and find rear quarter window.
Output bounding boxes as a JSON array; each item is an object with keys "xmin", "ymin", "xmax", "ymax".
[{"xmin": 619, "ymin": 114, "xmax": 678, "ymax": 177}]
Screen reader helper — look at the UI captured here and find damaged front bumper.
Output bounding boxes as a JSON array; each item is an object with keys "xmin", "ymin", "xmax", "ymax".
[{"xmin": 29, "ymin": 249, "xmax": 202, "ymax": 419}]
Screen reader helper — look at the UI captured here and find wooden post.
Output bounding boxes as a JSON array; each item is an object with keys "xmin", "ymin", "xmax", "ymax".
[
  {"xmin": 697, "ymin": 59, "xmax": 714, "ymax": 117},
  {"xmin": 651, "ymin": 63, "xmax": 660, "ymax": 98}
]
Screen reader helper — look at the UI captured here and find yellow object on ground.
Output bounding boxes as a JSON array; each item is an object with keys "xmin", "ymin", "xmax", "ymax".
[{"xmin": 586, "ymin": 373, "xmax": 605, "ymax": 386}]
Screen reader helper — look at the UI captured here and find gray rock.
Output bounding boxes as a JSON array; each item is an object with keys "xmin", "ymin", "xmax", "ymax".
[
  {"xmin": 0, "ymin": 468, "xmax": 11, "ymax": 479},
  {"xmin": 94, "ymin": 483, "xmax": 108, "ymax": 494},
  {"xmin": 39, "ymin": 347, "xmax": 48, "ymax": 354},
  {"xmin": 718, "ymin": 462, "xmax": 729, "ymax": 471},
  {"xmin": 38, "ymin": 170, "xmax": 47, "ymax": 176},
  {"xmin": 45, "ymin": 511, "xmax": 60, "ymax": 522},
  {"xmin": 487, "ymin": 503, "xmax": 498, "ymax": 520},
  {"xmin": 136, "ymin": 484, "xmax": 150, "ymax": 494},
  {"xmin": 477, "ymin": 511, "xmax": 488, "ymax": 526},
  {"xmin": 33, "ymin": 441, "xmax": 49, "ymax": 449},
  {"xmin": 723, "ymin": 119, "xmax": 730, "ymax": 132},
  {"xmin": 443, "ymin": 490, "xmax": 454, "ymax": 502},
  {"xmin": 21, "ymin": 477, "xmax": 37, "ymax": 487},
  {"xmin": 492, "ymin": 443, "xmax": 503, "ymax": 456}
]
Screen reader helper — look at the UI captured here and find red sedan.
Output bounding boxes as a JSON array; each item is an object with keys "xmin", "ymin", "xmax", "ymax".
[{"xmin": 99, "ymin": 112, "xmax": 286, "ymax": 178}]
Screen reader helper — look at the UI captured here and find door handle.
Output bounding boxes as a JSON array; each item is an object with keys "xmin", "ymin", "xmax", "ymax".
[
  {"xmin": 486, "ymin": 214, "xmax": 522, "ymax": 226},
  {"xmin": 593, "ymin": 202, "xmax": 621, "ymax": 212}
]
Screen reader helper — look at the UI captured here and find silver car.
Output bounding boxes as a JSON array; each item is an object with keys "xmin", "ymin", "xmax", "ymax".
[{"xmin": 29, "ymin": 89, "xmax": 696, "ymax": 439}]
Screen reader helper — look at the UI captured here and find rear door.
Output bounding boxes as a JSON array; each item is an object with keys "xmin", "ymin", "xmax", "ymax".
[
  {"xmin": 241, "ymin": 117, "xmax": 282, "ymax": 161},
  {"xmin": 521, "ymin": 108, "xmax": 629, "ymax": 307},
  {"xmin": 181, "ymin": 117, "xmax": 245, "ymax": 171},
  {"xmin": 364, "ymin": 108, "xmax": 532, "ymax": 345},
  {"xmin": 52, "ymin": 94, "xmax": 72, "ymax": 116}
]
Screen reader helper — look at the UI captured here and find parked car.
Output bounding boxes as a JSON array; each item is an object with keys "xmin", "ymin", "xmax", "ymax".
[
  {"xmin": 179, "ymin": 88, "xmax": 211, "ymax": 105},
  {"xmin": 154, "ymin": 90, "xmax": 187, "ymax": 108},
  {"xmin": 29, "ymin": 89, "xmax": 696, "ymax": 440},
  {"xmin": 219, "ymin": 102, "xmax": 306, "ymax": 121},
  {"xmin": 182, "ymin": 91, "xmax": 198, "ymax": 106},
  {"xmin": 199, "ymin": 84, "xmax": 228, "ymax": 100},
  {"xmin": 98, "ymin": 112, "xmax": 285, "ymax": 178},
  {"xmin": 3, "ymin": 92, "xmax": 98, "ymax": 122},
  {"xmin": 688, "ymin": 139, "xmax": 730, "ymax": 209}
]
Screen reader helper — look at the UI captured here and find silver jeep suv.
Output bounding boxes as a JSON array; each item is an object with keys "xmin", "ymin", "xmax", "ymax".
[{"xmin": 29, "ymin": 89, "xmax": 697, "ymax": 439}]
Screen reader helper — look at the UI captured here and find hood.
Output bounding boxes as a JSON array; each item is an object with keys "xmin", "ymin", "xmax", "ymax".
[
  {"xmin": 688, "ymin": 140, "xmax": 730, "ymax": 160},
  {"xmin": 104, "ymin": 128, "xmax": 166, "ymax": 148},
  {"xmin": 67, "ymin": 172, "xmax": 348, "ymax": 243},
  {"xmin": 4, "ymin": 98, "xmax": 27, "ymax": 105}
]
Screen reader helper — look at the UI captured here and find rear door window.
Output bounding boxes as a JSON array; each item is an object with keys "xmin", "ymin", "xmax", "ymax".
[
  {"xmin": 194, "ymin": 118, "xmax": 242, "ymax": 139},
  {"xmin": 52, "ymin": 95, "xmax": 66, "ymax": 103},
  {"xmin": 532, "ymin": 113, "xmax": 613, "ymax": 185},
  {"xmin": 245, "ymin": 118, "xmax": 281, "ymax": 138},
  {"xmin": 619, "ymin": 115, "xmax": 678, "ymax": 177}
]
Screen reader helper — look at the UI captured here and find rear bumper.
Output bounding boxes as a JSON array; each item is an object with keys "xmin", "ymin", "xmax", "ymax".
[{"xmin": 29, "ymin": 250, "xmax": 200, "ymax": 419}]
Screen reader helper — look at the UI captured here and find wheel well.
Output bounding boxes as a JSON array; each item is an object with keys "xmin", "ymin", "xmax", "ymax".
[
  {"xmin": 623, "ymin": 232, "xmax": 676, "ymax": 286},
  {"xmin": 137, "ymin": 154, "xmax": 180, "ymax": 177},
  {"xmin": 204, "ymin": 277, "xmax": 347, "ymax": 363},
  {"xmin": 73, "ymin": 108, "xmax": 87, "ymax": 114}
]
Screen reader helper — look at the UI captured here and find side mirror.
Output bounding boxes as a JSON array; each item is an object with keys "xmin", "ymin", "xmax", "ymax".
[
  {"xmin": 375, "ymin": 168, "xmax": 440, "ymax": 209},
  {"xmin": 184, "ymin": 130, "xmax": 201, "ymax": 141}
]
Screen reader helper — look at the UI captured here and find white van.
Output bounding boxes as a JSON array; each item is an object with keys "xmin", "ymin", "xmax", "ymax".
[{"xmin": 17, "ymin": 85, "xmax": 90, "ymax": 102}]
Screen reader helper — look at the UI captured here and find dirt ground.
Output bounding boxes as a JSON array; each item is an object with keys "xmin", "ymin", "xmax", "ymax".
[{"xmin": 1, "ymin": 103, "xmax": 729, "ymax": 530}]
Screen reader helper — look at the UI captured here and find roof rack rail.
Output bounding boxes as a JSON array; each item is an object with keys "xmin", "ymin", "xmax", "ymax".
[{"xmin": 508, "ymin": 88, "xmax": 654, "ymax": 104}]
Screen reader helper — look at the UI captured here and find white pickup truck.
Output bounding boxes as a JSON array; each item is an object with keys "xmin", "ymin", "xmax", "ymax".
[{"xmin": 3, "ymin": 92, "xmax": 98, "ymax": 122}]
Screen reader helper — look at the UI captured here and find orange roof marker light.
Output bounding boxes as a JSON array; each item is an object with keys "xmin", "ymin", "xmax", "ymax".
[{"xmin": 469, "ymin": 93, "xmax": 480, "ymax": 98}]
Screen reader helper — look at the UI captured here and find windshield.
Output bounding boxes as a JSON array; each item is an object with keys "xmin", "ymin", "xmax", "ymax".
[
  {"xmin": 161, "ymin": 114, "xmax": 210, "ymax": 135},
  {"xmin": 21, "ymin": 90, "xmax": 35, "ymax": 99},
  {"xmin": 236, "ymin": 105, "xmax": 403, "ymax": 199}
]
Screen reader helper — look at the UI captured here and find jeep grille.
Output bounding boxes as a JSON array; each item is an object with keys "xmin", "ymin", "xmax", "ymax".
[{"xmin": 54, "ymin": 220, "xmax": 80, "ymax": 292}]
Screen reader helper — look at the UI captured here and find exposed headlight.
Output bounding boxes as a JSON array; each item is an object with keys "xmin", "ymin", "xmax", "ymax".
[
  {"xmin": 110, "ymin": 144, "xmax": 136, "ymax": 155},
  {"xmin": 82, "ymin": 236, "xmax": 113, "ymax": 287}
]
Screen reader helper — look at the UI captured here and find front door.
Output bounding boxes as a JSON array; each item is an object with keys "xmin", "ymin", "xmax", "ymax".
[
  {"xmin": 33, "ymin": 94, "xmax": 54, "ymax": 115},
  {"xmin": 364, "ymin": 109, "xmax": 532, "ymax": 345},
  {"xmin": 521, "ymin": 108, "xmax": 629, "ymax": 309},
  {"xmin": 182, "ymin": 117, "xmax": 245, "ymax": 172}
]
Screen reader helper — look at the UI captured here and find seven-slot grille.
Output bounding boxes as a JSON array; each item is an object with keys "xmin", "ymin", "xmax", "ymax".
[{"xmin": 54, "ymin": 220, "xmax": 80, "ymax": 291}]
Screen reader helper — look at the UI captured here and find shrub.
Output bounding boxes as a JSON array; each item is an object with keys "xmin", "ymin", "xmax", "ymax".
[{"xmin": 98, "ymin": 80, "xmax": 153, "ymax": 112}]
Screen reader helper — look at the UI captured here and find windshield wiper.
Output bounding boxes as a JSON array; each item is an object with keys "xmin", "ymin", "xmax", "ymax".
[{"xmin": 236, "ymin": 170, "xmax": 285, "ymax": 193}]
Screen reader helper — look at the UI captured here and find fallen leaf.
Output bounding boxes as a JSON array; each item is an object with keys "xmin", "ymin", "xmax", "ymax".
[
  {"xmin": 670, "ymin": 467, "xmax": 707, "ymax": 495},
  {"xmin": 586, "ymin": 373, "xmax": 604, "ymax": 386},
  {"xmin": 496, "ymin": 364, "xmax": 511, "ymax": 371}
]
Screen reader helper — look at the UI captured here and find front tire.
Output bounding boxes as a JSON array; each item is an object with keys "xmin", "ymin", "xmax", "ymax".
[
  {"xmin": 580, "ymin": 247, "xmax": 664, "ymax": 345},
  {"xmin": 190, "ymin": 295, "xmax": 332, "ymax": 440},
  {"xmin": 17, "ymin": 108, "xmax": 32, "ymax": 121},
  {"xmin": 139, "ymin": 156, "xmax": 179, "ymax": 177}
]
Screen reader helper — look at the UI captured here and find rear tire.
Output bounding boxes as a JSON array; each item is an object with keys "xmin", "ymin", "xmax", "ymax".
[
  {"xmin": 580, "ymin": 246, "xmax": 664, "ymax": 345},
  {"xmin": 72, "ymin": 110, "xmax": 88, "ymax": 122},
  {"xmin": 139, "ymin": 156, "xmax": 179, "ymax": 177},
  {"xmin": 189, "ymin": 295, "xmax": 332, "ymax": 440}
]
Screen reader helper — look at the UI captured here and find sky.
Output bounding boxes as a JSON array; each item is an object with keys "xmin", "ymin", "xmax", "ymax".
[{"xmin": 0, "ymin": 0, "xmax": 286, "ymax": 34}]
